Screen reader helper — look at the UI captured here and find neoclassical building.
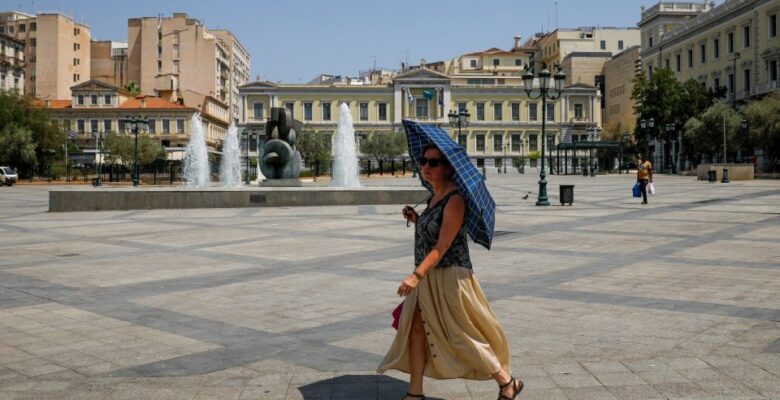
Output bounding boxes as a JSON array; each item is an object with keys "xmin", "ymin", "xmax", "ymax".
[{"xmin": 239, "ymin": 67, "xmax": 602, "ymax": 171}]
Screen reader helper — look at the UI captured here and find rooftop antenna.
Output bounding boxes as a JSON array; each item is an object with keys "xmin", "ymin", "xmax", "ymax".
[
  {"xmin": 372, "ymin": 54, "xmax": 376, "ymax": 71},
  {"xmin": 555, "ymin": 2, "xmax": 559, "ymax": 30}
]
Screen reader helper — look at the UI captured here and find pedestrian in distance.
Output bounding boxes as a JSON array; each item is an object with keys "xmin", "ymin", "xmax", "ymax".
[
  {"xmin": 637, "ymin": 154, "xmax": 653, "ymax": 204},
  {"xmin": 378, "ymin": 143, "xmax": 523, "ymax": 400}
]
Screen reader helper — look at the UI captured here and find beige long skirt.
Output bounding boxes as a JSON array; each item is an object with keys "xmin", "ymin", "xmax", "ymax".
[{"xmin": 377, "ymin": 266, "xmax": 510, "ymax": 380}]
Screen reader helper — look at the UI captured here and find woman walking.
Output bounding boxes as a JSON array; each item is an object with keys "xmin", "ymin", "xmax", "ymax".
[{"xmin": 377, "ymin": 144, "xmax": 523, "ymax": 400}]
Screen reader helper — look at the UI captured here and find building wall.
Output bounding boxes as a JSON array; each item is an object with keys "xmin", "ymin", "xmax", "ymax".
[
  {"xmin": 213, "ymin": 30, "xmax": 251, "ymax": 124},
  {"xmin": 90, "ymin": 41, "xmax": 128, "ymax": 88},
  {"xmin": 0, "ymin": 12, "xmax": 90, "ymax": 99},
  {"xmin": 603, "ymin": 46, "xmax": 642, "ymax": 134},
  {"xmin": 0, "ymin": 32, "xmax": 25, "ymax": 93},
  {"xmin": 536, "ymin": 28, "xmax": 641, "ymax": 67},
  {"xmin": 640, "ymin": 0, "xmax": 779, "ymax": 102},
  {"xmin": 562, "ymin": 54, "xmax": 613, "ymax": 85}
]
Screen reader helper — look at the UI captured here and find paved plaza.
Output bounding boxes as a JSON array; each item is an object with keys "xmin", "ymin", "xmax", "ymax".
[{"xmin": 0, "ymin": 173, "xmax": 779, "ymax": 399}]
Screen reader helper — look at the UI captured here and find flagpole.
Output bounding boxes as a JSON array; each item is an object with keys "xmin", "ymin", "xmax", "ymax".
[{"xmin": 64, "ymin": 141, "xmax": 68, "ymax": 182}]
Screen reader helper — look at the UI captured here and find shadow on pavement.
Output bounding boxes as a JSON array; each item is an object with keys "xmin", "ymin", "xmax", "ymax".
[{"xmin": 296, "ymin": 374, "xmax": 447, "ymax": 400}]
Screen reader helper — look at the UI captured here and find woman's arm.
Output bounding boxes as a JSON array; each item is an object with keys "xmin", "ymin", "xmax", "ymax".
[{"xmin": 414, "ymin": 194, "xmax": 466, "ymax": 277}]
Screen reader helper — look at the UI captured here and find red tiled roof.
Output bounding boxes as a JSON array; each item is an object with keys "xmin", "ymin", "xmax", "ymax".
[
  {"xmin": 32, "ymin": 100, "xmax": 72, "ymax": 109},
  {"xmin": 119, "ymin": 96, "xmax": 191, "ymax": 110}
]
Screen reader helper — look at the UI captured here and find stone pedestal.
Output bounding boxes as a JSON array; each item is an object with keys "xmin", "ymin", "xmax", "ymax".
[{"xmin": 258, "ymin": 179, "xmax": 303, "ymax": 187}]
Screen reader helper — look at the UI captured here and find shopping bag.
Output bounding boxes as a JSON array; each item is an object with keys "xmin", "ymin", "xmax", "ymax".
[
  {"xmin": 632, "ymin": 183, "xmax": 641, "ymax": 198},
  {"xmin": 391, "ymin": 302, "xmax": 403, "ymax": 330},
  {"xmin": 648, "ymin": 182, "xmax": 656, "ymax": 195}
]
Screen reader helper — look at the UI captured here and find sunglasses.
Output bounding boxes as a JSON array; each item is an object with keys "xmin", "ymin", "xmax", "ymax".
[{"xmin": 419, "ymin": 157, "xmax": 448, "ymax": 168}]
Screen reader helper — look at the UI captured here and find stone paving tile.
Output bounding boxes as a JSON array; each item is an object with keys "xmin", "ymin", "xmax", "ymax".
[{"xmin": 1, "ymin": 177, "xmax": 779, "ymax": 398}]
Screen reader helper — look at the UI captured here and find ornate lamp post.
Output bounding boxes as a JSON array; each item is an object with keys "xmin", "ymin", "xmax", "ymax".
[
  {"xmin": 665, "ymin": 123, "xmax": 677, "ymax": 174},
  {"xmin": 523, "ymin": 63, "xmax": 566, "ymax": 206},
  {"xmin": 447, "ymin": 109, "xmax": 470, "ymax": 147},
  {"xmin": 120, "ymin": 116, "xmax": 150, "ymax": 187},
  {"xmin": 639, "ymin": 118, "xmax": 655, "ymax": 163},
  {"xmin": 621, "ymin": 132, "xmax": 631, "ymax": 174},
  {"xmin": 93, "ymin": 131, "xmax": 103, "ymax": 187},
  {"xmin": 502, "ymin": 141, "xmax": 507, "ymax": 174}
]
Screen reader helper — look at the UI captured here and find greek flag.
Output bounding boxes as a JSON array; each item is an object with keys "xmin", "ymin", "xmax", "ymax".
[
  {"xmin": 406, "ymin": 88, "xmax": 414, "ymax": 104},
  {"xmin": 66, "ymin": 131, "xmax": 77, "ymax": 139}
]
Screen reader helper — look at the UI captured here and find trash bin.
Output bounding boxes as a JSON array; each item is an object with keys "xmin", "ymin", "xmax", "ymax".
[
  {"xmin": 707, "ymin": 170, "xmax": 717, "ymax": 183},
  {"xmin": 91, "ymin": 177, "xmax": 98, "ymax": 186},
  {"xmin": 559, "ymin": 185, "xmax": 575, "ymax": 206}
]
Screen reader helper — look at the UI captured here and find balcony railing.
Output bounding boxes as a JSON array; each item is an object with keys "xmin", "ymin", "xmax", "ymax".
[
  {"xmin": 751, "ymin": 81, "xmax": 779, "ymax": 96},
  {"xmin": 570, "ymin": 117, "xmax": 590, "ymax": 125}
]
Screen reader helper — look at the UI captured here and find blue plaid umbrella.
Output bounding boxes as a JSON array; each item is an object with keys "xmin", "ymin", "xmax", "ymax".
[{"xmin": 402, "ymin": 119, "xmax": 496, "ymax": 250}]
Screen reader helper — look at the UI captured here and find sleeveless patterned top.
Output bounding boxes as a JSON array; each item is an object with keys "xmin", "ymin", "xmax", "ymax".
[{"xmin": 414, "ymin": 190, "xmax": 472, "ymax": 269}]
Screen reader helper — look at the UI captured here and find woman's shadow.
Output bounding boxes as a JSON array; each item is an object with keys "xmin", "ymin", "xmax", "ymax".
[{"xmin": 296, "ymin": 374, "xmax": 446, "ymax": 400}]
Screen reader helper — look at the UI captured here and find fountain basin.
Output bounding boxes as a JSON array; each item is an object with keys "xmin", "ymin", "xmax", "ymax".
[{"xmin": 48, "ymin": 186, "xmax": 429, "ymax": 212}]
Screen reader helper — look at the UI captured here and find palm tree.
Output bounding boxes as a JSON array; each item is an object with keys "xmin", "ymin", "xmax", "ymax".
[{"xmin": 124, "ymin": 82, "xmax": 142, "ymax": 96}]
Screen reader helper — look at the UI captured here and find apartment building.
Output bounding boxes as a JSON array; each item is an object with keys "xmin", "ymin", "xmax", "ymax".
[
  {"xmin": 603, "ymin": 46, "xmax": 642, "ymax": 134},
  {"xmin": 531, "ymin": 27, "xmax": 642, "ymax": 67},
  {"xmin": 0, "ymin": 32, "xmax": 25, "ymax": 93},
  {"xmin": 0, "ymin": 11, "xmax": 90, "ymax": 99},
  {"xmin": 127, "ymin": 13, "xmax": 248, "ymax": 124},
  {"xmin": 639, "ymin": 0, "xmax": 779, "ymax": 103},
  {"xmin": 91, "ymin": 41, "xmax": 128, "ymax": 88},
  {"xmin": 212, "ymin": 30, "xmax": 250, "ymax": 123}
]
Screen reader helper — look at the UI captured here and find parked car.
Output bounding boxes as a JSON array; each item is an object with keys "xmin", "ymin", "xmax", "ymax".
[{"xmin": 0, "ymin": 166, "xmax": 18, "ymax": 186}]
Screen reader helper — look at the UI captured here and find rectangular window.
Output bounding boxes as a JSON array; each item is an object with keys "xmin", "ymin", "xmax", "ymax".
[
  {"xmin": 675, "ymin": 54, "xmax": 681, "ymax": 72},
  {"xmin": 77, "ymin": 119, "xmax": 85, "ymax": 133},
  {"xmin": 322, "ymin": 102, "xmax": 331, "ymax": 120},
  {"xmin": 157, "ymin": 60, "xmax": 162, "ymax": 72},
  {"xmin": 476, "ymin": 103, "xmax": 485, "ymax": 121},
  {"xmin": 648, "ymin": 35, "xmax": 653, "ymax": 48},
  {"xmin": 103, "ymin": 120, "xmax": 111, "ymax": 132},
  {"xmin": 515, "ymin": 59, "xmax": 522, "ymax": 66},
  {"xmin": 148, "ymin": 119, "xmax": 156, "ymax": 134},
  {"xmin": 458, "ymin": 134, "xmax": 467, "ymax": 148},
  {"xmin": 118, "ymin": 120, "xmax": 126, "ymax": 133},
  {"xmin": 77, "ymin": 95, "xmax": 84, "ymax": 105},
  {"xmin": 162, "ymin": 119, "xmax": 170, "ymax": 133},
  {"xmin": 728, "ymin": 32, "xmax": 734, "ymax": 53},
  {"xmin": 378, "ymin": 103, "xmax": 387, "ymax": 120},
  {"xmin": 416, "ymin": 99, "xmax": 429, "ymax": 117},
  {"xmin": 304, "ymin": 102, "xmax": 313, "ymax": 121},
  {"xmin": 176, "ymin": 119, "xmax": 184, "ymax": 133},
  {"xmin": 476, "ymin": 134, "xmax": 485, "ymax": 151},
  {"xmin": 618, "ymin": 40, "xmax": 624, "ymax": 50},
  {"xmin": 546, "ymin": 103, "xmax": 555, "ymax": 121},
  {"xmin": 574, "ymin": 104, "xmax": 583, "ymax": 119},
  {"xmin": 173, "ymin": 60, "xmax": 180, "ymax": 73},
  {"xmin": 493, "ymin": 103, "xmax": 502, "ymax": 121},
  {"xmin": 470, "ymin": 59, "xmax": 477, "ymax": 68},
  {"xmin": 173, "ymin": 44, "xmax": 180, "ymax": 58},
  {"xmin": 18, "ymin": 24, "xmax": 25, "ymax": 33},
  {"xmin": 30, "ymin": 23, "xmax": 36, "ymax": 31},
  {"xmin": 529, "ymin": 103, "xmax": 537, "ymax": 121},
  {"xmin": 728, "ymin": 73, "xmax": 735, "ymax": 97},
  {"xmin": 493, "ymin": 59, "xmax": 500, "ymax": 66},
  {"xmin": 771, "ymin": 60, "xmax": 778, "ymax": 81},
  {"xmin": 688, "ymin": 49, "xmax": 693, "ymax": 68},
  {"xmin": 458, "ymin": 102, "xmax": 467, "ymax": 112},
  {"xmin": 73, "ymin": 74, "xmax": 79, "ymax": 82},
  {"xmin": 529, "ymin": 134, "xmax": 538, "ymax": 152},
  {"xmin": 284, "ymin": 102, "xmax": 294, "ymax": 116},
  {"xmin": 511, "ymin": 134, "xmax": 521, "ymax": 152},
  {"xmin": 493, "ymin": 135, "xmax": 503, "ymax": 152},
  {"xmin": 91, "ymin": 95, "xmax": 98, "ymax": 105},
  {"xmin": 600, "ymin": 40, "xmax": 606, "ymax": 50},
  {"xmin": 700, "ymin": 44, "xmax": 706, "ymax": 63},
  {"xmin": 713, "ymin": 38, "xmax": 720, "ymax": 59},
  {"xmin": 743, "ymin": 25, "xmax": 750, "ymax": 48},
  {"xmin": 359, "ymin": 102, "xmax": 368, "ymax": 121},
  {"xmin": 771, "ymin": 14, "xmax": 777, "ymax": 38},
  {"xmin": 744, "ymin": 68, "xmax": 751, "ymax": 94},
  {"xmin": 511, "ymin": 103, "xmax": 520, "ymax": 121},
  {"xmin": 73, "ymin": 43, "xmax": 78, "ymax": 51},
  {"xmin": 253, "ymin": 103, "xmax": 264, "ymax": 119},
  {"xmin": 665, "ymin": 58, "xmax": 670, "ymax": 69},
  {"xmin": 104, "ymin": 95, "xmax": 111, "ymax": 105},
  {"xmin": 713, "ymin": 77, "xmax": 720, "ymax": 91},
  {"xmin": 90, "ymin": 119, "xmax": 98, "ymax": 133}
]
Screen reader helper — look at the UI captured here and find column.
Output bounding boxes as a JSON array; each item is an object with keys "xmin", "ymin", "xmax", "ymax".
[
  {"xmin": 443, "ymin": 86, "xmax": 452, "ymax": 119},
  {"xmin": 393, "ymin": 86, "xmax": 403, "ymax": 124}
]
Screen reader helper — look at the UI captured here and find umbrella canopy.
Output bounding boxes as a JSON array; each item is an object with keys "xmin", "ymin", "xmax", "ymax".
[{"xmin": 402, "ymin": 119, "xmax": 496, "ymax": 250}]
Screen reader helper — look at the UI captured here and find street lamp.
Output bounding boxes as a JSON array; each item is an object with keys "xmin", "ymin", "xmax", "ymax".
[
  {"xmin": 664, "ymin": 123, "xmax": 677, "ymax": 174},
  {"xmin": 522, "ymin": 63, "xmax": 566, "ymax": 206},
  {"xmin": 502, "ymin": 141, "xmax": 507, "ymax": 174},
  {"xmin": 447, "ymin": 109, "xmax": 470, "ymax": 148},
  {"xmin": 120, "ymin": 116, "xmax": 150, "ymax": 187},
  {"xmin": 621, "ymin": 132, "xmax": 631, "ymax": 174},
  {"xmin": 730, "ymin": 52, "xmax": 741, "ymax": 108},
  {"xmin": 93, "ymin": 131, "xmax": 103, "ymax": 187},
  {"xmin": 586, "ymin": 126, "xmax": 600, "ymax": 177},
  {"xmin": 242, "ymin": 130, "xmax": 256, "ymax": 184},
  {"xmin": 639, "ymin": 118, "xmax": 655, "ymax": 162}
]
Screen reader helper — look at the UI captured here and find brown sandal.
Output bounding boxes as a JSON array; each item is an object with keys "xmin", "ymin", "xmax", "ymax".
[
  {"xmin": 497, "ymin": 377, "xmax": 524, "ymax": 400},
  {"xmin": 403, "ymin": 393, "xmax": 425, "ymax": 400}
]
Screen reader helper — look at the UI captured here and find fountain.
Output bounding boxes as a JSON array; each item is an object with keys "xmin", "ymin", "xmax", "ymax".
[
  {"xmin": 330, "ymin": 102, "xmax": 361, "ymax": 187},
  {"xmin": 219, "ymin": 123, "xmax": 242, "ymax": 187},
  {"xmin": 183, "ymin": 113, "xmax": 211, "ymax": 188}
]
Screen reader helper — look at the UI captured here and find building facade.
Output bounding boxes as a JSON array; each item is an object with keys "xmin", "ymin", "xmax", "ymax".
[
  {"xmin": 603, "ymin": 46, "xmax": 642, "ymax": 134},
  {"xmin": 90, "ymin": 40, "xmax": 128, "ymax": 88},
  {"xmin": 239, "ymin": 67, "xmax": 601, "ymax": 172},
  {"xmin": 127, "ymin": 13, "xmax": 248, "ymax": 124},
  {"xmin": 531, "ymin": 27, "xmax": 642, "ymax": 67},
  {"xmin": 212, "ymin": 30, "xmax": 251, "ymax": 124},
  {"xmin": 0, "ymin": 11, "xmax": 91, "ymax": 99},
  {"xmin": 0, "ymin": 32, "xmax": 25, "ymax": 93},
  {"xmin": 639, "ymin": 0, "xmax": 779, "ymax": 102},
  {"xmin": 40, "ymin": 80, "xmax": 229, "ymax": 162}
]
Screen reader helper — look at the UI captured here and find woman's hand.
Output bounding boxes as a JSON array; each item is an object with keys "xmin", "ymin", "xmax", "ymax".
[
  {"xmin": 402, "ymin": 206, "xmax": 418, "ymax": 224},
  {"xmin": 397, "ymin": 274, "xmax": 420, "ymax": 297}
]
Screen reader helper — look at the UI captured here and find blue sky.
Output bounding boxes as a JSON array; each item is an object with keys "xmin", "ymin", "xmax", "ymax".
[{"xmin": 11, "ymin": 0, "xmax": 686, "ymax": 82}]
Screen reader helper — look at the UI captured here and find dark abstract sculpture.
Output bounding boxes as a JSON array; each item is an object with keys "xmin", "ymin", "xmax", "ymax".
[{"xmin": 260, "ymin": 107, "xmax": 303, "ymax": 180}]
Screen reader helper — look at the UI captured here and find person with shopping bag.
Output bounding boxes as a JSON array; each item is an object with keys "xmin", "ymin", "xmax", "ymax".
[{"xmin": 637, "ymin": 154, "xmax": 653, "ymax": 204}]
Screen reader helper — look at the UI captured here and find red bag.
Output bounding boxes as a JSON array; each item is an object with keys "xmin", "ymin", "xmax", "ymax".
[{"xmin": 392, "ymin": 302, "xmax": 403, "ymax": 330}]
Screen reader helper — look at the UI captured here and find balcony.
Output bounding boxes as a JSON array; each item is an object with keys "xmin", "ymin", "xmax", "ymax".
[
  {"xmin": 751, "ymin": 81, "xmax": 779, "ymax": 96},
  {"xmin": 569, "ymin": 117, "xmax": 591, "ymax": 126},
  {"xmin": 406, "ymin": 116, "xmax": 446, "ymax": 124}
]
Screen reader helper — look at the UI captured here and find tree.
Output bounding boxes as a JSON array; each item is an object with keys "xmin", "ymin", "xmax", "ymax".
[
  {"xmin": 683, "ymin": 102, "xmax": 743, "ymax": 164},
  {"xmin": 296, "ymin": 130, "xmax": 332, "ymax": 171},
  {"xmin": 0, "ymin": 90, "xmax": 63, "ymax": 177},
  {"xmin": 360, "ymin": 131, "xmax": 407, "ymax": 164},
  {"xmin": 744, "ymin": 93, "xmax": 780, "ymax": 171},
  {"xmin": 631, "ymin": 69, "xmax": 683, "ymax": 152},
  {"xmin": 0, "ymin": 123, "xmax": 37, "ymax": 169},
  {"xmin": 103, "ymin": 133, "xmax": 167, "ymax": 167},
  {"xmin": 124, "ymin": 82, "xmax": 142, "ymax": 96}
]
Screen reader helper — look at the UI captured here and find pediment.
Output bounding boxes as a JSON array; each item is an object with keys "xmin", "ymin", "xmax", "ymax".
[
  {"xmin": 70, "ymin": 79, "xmax": 123, "ymax": 93},
  {"xmin": 240, "ymin": 80, "xmax": 278, "ymax": 89},
  {"xmin": 393, "ymin": 68, "xmax": 450, "ymax": 82}
]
